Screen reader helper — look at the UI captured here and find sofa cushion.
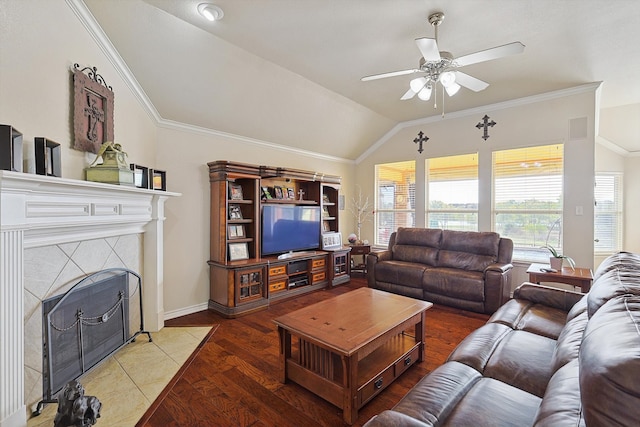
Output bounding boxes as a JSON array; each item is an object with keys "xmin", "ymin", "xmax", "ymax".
[
  {"xmin": 532, "ymin": 359, "xmax": 585, "ymax": 427},
  {"xmin": 586, "ymin": 267, "xmax": 640, "ymax": 317},
  {"xmin": 592, "ymin": 250, "xmax": 640, "ymax": 281},
  {"xmin": 550, "ymin": 305, "xmax": 588, "ymax": 372},
  {"xmin": 374, "ymin": 261, "xmax": 426, "ymax": 288},
  {"xmin": 391, "ymin": 228, "xmax": 441, "ymax": 266},
  {"xmin": 449, "ymin": 323, "xmax": 556, "ymax": 397},
  {"xmin": 488, "ymin": 298, "xmax": 567, "ymax": 340},
  {"xmin": 393, "ymin": 244, "xmax": 439, "ymax": 266},
  {"xmin": 580, "ymin": 294, "xmax": 640, "ymax": 427},
  {"xmin": 438, "ymin": 230, "xmax": 500, "ymax": 272},
  {"xmin": 422, "ymin": 268, "xmax": 485, "ymax": 302}
]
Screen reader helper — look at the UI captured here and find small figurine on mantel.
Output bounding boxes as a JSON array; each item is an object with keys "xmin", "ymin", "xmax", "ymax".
[{"xmin": 85, "ymin": 141, "xmax": 134, "ymax": 186}]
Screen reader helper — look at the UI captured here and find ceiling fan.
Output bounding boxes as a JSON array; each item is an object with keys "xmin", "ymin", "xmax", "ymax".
[{"xmin": 361, "ymin": 12, "xmax": 525, "ymax": 104}]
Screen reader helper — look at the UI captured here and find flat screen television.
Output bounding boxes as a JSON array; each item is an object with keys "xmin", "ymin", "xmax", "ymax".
[{"xmin": 261, "ymin": 205, "xmax": 321, "ymax": 256}]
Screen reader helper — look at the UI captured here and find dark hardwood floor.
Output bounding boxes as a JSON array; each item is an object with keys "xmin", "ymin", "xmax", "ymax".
[{"xmin": 138, "ymin": 277, "xmax": 489, "ymax": 427}]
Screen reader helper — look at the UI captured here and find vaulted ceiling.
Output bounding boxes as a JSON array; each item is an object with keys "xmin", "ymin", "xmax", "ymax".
[{"xmin": 83, "ymin": 0, "xmax": 640, "ymax": 159}]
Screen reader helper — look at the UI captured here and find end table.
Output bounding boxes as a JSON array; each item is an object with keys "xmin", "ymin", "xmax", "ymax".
[
  {"xmin": 348, "ymin": 244, "xmax": 370, "ymax": 275},
  {"xmin": 526, "ymin": 263, "xmax": 593, "ymax": 293}
]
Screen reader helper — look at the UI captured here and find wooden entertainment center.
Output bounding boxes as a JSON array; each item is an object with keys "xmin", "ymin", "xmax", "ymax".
[{"xmin": 207, "ymin": 161, "xmax": 350, "ymax": 317}]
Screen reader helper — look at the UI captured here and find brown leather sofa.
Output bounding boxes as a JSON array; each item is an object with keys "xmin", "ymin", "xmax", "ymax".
[
  {"xmin": 367, "ymin": 227, "xmax": 513, "ymax": 314},
  {"xmin": 364, "ymin": 251, "xmax": 640, "ymax": 427}
]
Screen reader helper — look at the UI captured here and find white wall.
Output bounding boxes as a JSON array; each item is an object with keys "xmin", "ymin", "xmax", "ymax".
[{"xmin": 355, "ymin": 86, "xmax": 599, "ymax": 292}]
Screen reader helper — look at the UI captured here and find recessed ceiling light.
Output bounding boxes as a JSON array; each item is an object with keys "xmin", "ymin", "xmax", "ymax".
[{"xmin": 198, "ymin": 3, "xmax": 224, "ymax": 22}]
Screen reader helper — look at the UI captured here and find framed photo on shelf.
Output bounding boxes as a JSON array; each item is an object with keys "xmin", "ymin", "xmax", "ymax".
[
  {"xmin": 274, "ymin": 186, "xmax": 284, "ymax": 199},
  {"xmin": 35, "ymin": 137, "xmax": 61, "ymax": 177},
  {"xmin": 287, "ymin": 187, "xmax": 295, "ymax": 199},
  {"xmin": 228, "ymin": 242, "xmax": 249, "ymax": 261},
  {"xmin": 227, "ymin": 224, "xmax": 245, "ymax": 238},
  {"xmin": 130, "ymin": 163, "xmax": 149, "ymax": 188},
  {"xmin": 229, "ymin": 205, "xmax": 243, "ymax": 219},
  {"xmin": 322, "ymin": 220, "xmax": 331, "ymax": 232},
  {"xmin": 150, "ymin": 169, "xmax": 166, "ymax": 191},
  {"xmin": 261, "ymin": 186, "xmax": 272, "ymax": 199},
  {"xmin": 229, "ymin": 183, "xmax": 243, "ymax": 200},
  {"xmin": 323, "ymin": 193, "xmax": 331, "ymax": 203}
]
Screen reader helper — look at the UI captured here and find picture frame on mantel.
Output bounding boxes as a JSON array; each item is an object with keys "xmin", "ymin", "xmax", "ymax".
[
  {"xmin": 150, "ymin": 169, "xmax": 166, "ymax": 191},
  {"xmin": 0, "ymin": 124, "xmax": 23, "ymax": 172},
  {"xmin": 130, "ymin": 164, "xmax": 150, "ymax": 189},
  {"xmin": 35, "ymin": 137, "xmax": 62, "ymax": 177}
]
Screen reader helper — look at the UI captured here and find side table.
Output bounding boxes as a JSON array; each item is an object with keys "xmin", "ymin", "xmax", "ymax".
[
  {"xmin": 526, "ymin": 263, "xmax": 593, "ymax": 293},
  {"xmin": 348, "ymin": 244, "xmax": 370, "ymax": 275}
]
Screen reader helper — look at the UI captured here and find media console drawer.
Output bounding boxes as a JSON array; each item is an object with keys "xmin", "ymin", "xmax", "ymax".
[
  {"xmin": 269, "ymin": 281, "xmax": 287, "ymax": 293},
  {"xmin": 312, "ymin": 258, "xmax": 326, "ymax": 269},
  {"xmin": 269, "ymin": 265, "xmax": 287, "ymax": 277}
]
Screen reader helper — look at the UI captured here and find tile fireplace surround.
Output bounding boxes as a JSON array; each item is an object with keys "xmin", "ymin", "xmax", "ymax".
[{"xmin": 0, "ymin": 171, "xmax": 178, "ymax": 427}]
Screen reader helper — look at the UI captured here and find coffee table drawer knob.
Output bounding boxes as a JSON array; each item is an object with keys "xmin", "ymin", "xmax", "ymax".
[
  {"xmin": 404, "ymin": 356, "xmax": 412, "ymax": 366},
  {"xmin": 374, "ymin": 378, "xmax": 384, "ymax": 389}
]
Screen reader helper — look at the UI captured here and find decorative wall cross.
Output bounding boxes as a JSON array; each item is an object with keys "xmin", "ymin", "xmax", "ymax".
[
  {"xmin": 476, "ymin": 115, "xmax": 496, "ymax": 141},
  {"xmin": 83, "ymin": 94, "xmax": 105, "ymax": 143},
  {"xmin": 413, "ymin": 131, "xmax": 429, "ymax": 153}
]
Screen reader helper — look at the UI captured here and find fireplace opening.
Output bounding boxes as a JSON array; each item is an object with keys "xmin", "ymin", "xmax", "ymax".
[{"xmin": 36, "ymin": 268, "xmax": 151, "ymax": 415}]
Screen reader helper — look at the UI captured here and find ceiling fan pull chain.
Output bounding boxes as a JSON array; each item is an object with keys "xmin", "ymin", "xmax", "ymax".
[{"xmin": 441, "ymin": 85, "xmax": 446, "ymax": 118}]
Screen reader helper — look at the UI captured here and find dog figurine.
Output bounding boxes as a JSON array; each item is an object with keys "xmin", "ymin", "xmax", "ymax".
[{"xmin": 53, "ymin": 380, "xmax": 102, "ymax": 427}]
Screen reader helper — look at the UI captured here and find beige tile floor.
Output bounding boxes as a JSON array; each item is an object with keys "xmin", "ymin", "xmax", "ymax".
[{"xmin": 28, "ymin": 326, "xmax": 213, "ymax": 427}]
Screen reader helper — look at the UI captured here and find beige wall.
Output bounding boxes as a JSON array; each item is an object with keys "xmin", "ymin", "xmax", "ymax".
[
  {"xmin": 0, "ymin": 0, "xmax": 157, "ymax": 178},
  {"xmin": 355, "ymin": 87, "xmax": 599, "ymax": 286},
  {"xmin": 156, "ymin": 126, "xmax": 354, "ymax": 315},
  {"xmin": 2, "ymin": 0, "xmax": 637, "ymax": 318},
  {"xmin": 624, "ymin": 156, "xmax": 640, "ymax": 253}
]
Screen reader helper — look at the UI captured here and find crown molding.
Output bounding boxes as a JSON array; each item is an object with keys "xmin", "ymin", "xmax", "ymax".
[
  {"xmin": 66, "ymin": 0, "xmax": 353, "ymax": 164},
  {"xmin": 357, "ymin": 82, "xmax": 603, "ymax": 164},
  {"xmin": 157, "ymin": 118, "xmax": 354, "ymax": 164}
]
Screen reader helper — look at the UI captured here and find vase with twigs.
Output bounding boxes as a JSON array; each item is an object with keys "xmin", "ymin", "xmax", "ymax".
[{"xmin": 348, "ymin": 185, "xmax": 374, "ymax": 244}]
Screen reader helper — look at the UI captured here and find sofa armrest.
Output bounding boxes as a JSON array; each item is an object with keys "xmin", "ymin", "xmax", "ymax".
[
  {"xmin": 363, "ymin": 410, "xmax": 432, "ymax": 427},
  {"xmin": 484, "ymin": 263, "xmax": 513, "ymax": 313},
  {"xmin": 513, "ymin": 282, "xmax": 584, "ymax": 312},
  {"xmin": 367, "ymin": 250, "xmax": 392, "ymax": 288},
  {"xmin": 485, "ymin": 262, "xmax": 513, "ymax": 274}
]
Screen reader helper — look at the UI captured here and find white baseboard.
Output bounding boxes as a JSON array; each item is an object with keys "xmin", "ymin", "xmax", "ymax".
[{"xmin": 164, "ymin": 303, "xmax": 209, "ymax": 321}]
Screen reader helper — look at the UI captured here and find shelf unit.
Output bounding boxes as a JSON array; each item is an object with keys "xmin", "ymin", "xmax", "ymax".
[{"xmin": 207, "ymin": 161, "xmax": 343, "ymax": 317}]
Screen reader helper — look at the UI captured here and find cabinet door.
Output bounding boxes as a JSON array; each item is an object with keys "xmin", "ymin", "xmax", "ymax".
[{"xmin": 235, "ymin": 267, "xmax": 265, "ymax": 304}]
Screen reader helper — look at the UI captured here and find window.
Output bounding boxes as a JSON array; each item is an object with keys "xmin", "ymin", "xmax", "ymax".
[
  {"xmin": 493, "ymin": 144, "xmax": 564, "ymax": 260},
  {"xmin": 594, "ymin": 173, "xmax": 623, "ymax": 254},
  {"xmin": 426, "ymin": 153, "xmax": 478, "ymax": 231},
  {"xmin": 374, "ymin": 161, "xmax": 415, "ymax": 246}
]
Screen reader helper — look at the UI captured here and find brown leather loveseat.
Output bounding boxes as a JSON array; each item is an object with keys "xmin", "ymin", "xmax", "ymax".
[
  {"xmin": 367, "ymin": 227, "xmax": 513, "ymax": 314},
  {"xmin": 364, "ymin": 251, "xmax": 640, "ymax": 426}
]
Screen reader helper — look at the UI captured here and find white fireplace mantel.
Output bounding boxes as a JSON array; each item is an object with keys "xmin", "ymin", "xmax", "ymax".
[{"xmin": 0, "ymin": 171, "xmax": 179, "ymax": 427}]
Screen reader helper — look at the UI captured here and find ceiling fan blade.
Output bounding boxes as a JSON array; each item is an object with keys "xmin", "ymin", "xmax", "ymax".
[
  {"xmin": 361, "ymin": 68, "xmax": 419, "ymax": 81},
  {"xmin": 415, "ymin": 37, "xmax": 441, "ymax": 61},
  {"xmin": 454, "ymin": 71, "xmax": 489, "ymax": 92},
  {"xmin": 455, "ymin": 42, "xmax": 525, "ymax": 67},
  {"xmin": 400, "ymin": 88, "xmax": 417, "ymax": 100}
]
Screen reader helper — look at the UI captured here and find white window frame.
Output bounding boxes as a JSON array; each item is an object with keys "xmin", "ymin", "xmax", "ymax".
[
  {"xmin": 594, "ymin": 172, "xmax": 623, "ymax": 255},
  {"xmin": 374, "ymin": 161, "xmax": 416, "ymax": 247}
]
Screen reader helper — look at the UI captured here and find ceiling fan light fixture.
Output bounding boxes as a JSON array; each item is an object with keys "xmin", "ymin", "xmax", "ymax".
[
  {"xmin": 445, "ymin": 82, "xmax": 461, "ymax": 96},
  {"xmin": 410, "ymin": 77, "xmax": 428, "ymax": 93},
  {"xmin": 439, "ymin": 71, "xmax": 456, "ymax": 88},
  {"xmin": 418, "ymin": 85, "xmax": 433, "ymax": 101},
  {"xmin": 198, "ymin": 3, "xmax": 224, "ymax": 21}
]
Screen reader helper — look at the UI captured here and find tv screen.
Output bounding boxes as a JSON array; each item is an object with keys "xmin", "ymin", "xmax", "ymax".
[{"xmin": 262, "ymin": 205, "xmax": 321, "ymax": 256}]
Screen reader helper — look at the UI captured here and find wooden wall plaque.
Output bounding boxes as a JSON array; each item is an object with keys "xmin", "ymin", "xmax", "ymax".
[{"xmin": 72, "ymin": 64, "xmax": 114, "ymax": 154}]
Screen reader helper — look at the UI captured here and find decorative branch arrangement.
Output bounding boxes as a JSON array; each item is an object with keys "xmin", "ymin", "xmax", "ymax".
[{"xmin": 348, "ymin": 185, "xmax": 374, "ymax": 243}]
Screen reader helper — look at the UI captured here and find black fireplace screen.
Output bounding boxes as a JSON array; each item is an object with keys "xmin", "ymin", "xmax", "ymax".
[{"xmin": 39, "ymin": 268, "xmax": 151, "ymax": 411}]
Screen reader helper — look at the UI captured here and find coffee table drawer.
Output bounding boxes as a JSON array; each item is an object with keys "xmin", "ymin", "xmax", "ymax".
[
  {"xmin": 394, "ymin": 345, "xmax": 420, "ymax": 377},
  {"xmin": 358, "ymin": 365, "xmax": 395, "ymax": 406}
]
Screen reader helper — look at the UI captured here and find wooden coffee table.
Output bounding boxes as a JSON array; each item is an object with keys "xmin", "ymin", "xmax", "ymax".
[{"xmin": 273, "ymin": 287, "xmax": 432, "ymax": 424}]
